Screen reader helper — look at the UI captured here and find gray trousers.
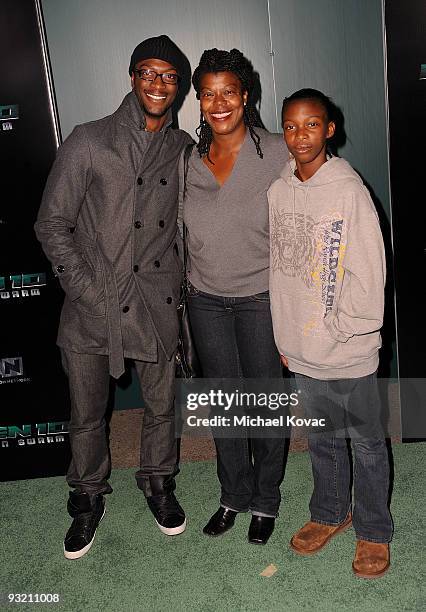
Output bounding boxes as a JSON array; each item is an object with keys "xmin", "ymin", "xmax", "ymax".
[{"xmin": 61, "ymin": 349, "xmax": 178, "ymax": 498}]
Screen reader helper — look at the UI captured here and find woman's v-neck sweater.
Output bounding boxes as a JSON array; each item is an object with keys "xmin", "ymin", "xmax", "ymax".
[{"xmin": 183, "ymin": 128, "xmax": 288, "ymax": 297}]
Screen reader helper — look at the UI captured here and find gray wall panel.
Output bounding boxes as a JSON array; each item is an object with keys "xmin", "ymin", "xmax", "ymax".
[
  {"xmin": 40, "ymin": 0, "xmax": 395, "ymax": 394},
  {"xmin": 43, "ymin": 0, "xmax": 390, "ymax": 213},
  {"xmin": 42, "ymin": 0, "xmax": 276, "ymax": 139},
  {"xmin": 269, "ymin": 0, "xmax": 390, "ymax": 215}
]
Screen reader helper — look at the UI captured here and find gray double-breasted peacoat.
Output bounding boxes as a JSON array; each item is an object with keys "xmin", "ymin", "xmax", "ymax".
[{"xmin": 35, "ymin": 91, "xmax": 192, "ymax": 378}]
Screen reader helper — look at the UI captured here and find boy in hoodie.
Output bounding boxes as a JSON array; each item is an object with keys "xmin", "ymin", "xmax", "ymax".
[{"xmin": 268, "ymin": 89, "xmax": 392, "ymax": 578}]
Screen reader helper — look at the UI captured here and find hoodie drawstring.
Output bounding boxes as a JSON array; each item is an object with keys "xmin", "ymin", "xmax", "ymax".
[{"xmin": 291, "ymin": 178, "xmax": 311, "ymax": 238}]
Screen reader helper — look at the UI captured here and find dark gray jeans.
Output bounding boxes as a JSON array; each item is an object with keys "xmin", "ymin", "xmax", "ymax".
[
  {"xmin": 294, "ymin": 372, "xmax": 393, "ymax": 543},
  {"xmin": 187, "ymin": 285, "xmax": 285, "ymax": 517},
  {"xmin": 61, "ymin": 348, "xmax": 178, "ymax": 498}
]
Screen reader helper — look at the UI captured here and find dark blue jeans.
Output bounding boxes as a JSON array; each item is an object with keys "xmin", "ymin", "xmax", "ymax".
[
  {"xmin": 294, "ymin": 372, "xmax": 393, "ymax": 543},
  {"xmin": 187, "ymin": 284, "xmax": 285, "ymax": 517}
]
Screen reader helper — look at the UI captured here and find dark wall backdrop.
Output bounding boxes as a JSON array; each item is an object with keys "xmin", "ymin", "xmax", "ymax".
[
  {"xmin": 0, "ymin": 0, "xmax": 71, "ymax": 479},
  {"xmin": 385, "ymin": 0, "xmax": 426, "ymax": 377},
  {"xmin": 2, "ymin": 0, "xmax": 419, "ymax": 476},
  {"xmin": 385, "ymin": 0, "xmax": 426, "ymax": 438}
]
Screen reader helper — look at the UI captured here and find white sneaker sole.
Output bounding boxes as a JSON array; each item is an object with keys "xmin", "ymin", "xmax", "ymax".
[
  {"xmin": 63, "ymin": 506, "xmax": 106, "ymax": 560},
  {"xmin": 155, "ymin": 517, "xmax": 187, "ymax": 536}
]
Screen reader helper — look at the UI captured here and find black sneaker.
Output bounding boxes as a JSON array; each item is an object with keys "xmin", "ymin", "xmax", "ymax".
[
  {"xmin": 147, "ymin": 493, "xmax": 186, "ymax": 535},
  {"xmin": 63, "ymin": 491, "xmax": 105, "ymax": 560}
]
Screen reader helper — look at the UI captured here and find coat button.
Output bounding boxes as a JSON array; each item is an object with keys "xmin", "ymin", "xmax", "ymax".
[
  {"xmin": 166, "ymin": 297, "xmax": 172, "ymax": 304},
  {"xmin": 159, "ymin": 220, "xmax": 165, "ymax": 228},
  {"xmin": 122, "ymin": 306, "xmax": 129, "ymax": 313},
  {"xmin": 137, "ymin": 177, "xmax": 143, "ymax": 185},
  {"xmin": 160, "ymin": 178, "xmax": 167, "ymax": 185},
  {"xmin": 56, "ymin": 265, "xmax": 65, "ymax": 274},
  {"xmin": 134, "ymin": 221, "xmax": 142, "ymax": 229},
  {"xmin": 154, "ymin": 260, "xmax": 160, "ymax": 267},
  {"xmin": 133, "ymin": 265, "xmax": 139, "ymax": 272}
]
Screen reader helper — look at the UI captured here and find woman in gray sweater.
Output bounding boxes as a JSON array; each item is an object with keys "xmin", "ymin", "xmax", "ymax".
[{"xmin": 183, "ymin": 48, "xmax": 288, "ymax": 544}]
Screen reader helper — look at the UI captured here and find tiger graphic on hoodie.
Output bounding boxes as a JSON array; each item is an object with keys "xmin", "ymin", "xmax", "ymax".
[{"xmin": 268, "ymin": 156, "xmax": 385, "ymax": 380}]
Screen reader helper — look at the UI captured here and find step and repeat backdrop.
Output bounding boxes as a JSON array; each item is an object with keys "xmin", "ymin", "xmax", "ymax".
[
  {"xmin": 2, "ymin": 0, "xmax": 418, "ymax": 480},
  {"xmin": 0, "ymin": 0, "xmax": 71, "ymax": 480}
]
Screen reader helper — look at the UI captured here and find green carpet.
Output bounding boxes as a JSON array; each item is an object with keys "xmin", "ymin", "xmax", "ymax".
[{"xmin": 1, "ymin": 444, "xmax": 425, "ymax": 612}]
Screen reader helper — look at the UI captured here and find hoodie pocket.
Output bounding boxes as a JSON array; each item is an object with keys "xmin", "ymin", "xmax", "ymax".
[{"xmin": 271, "ymin": 290, "xmax": 350, "ymax": 370}]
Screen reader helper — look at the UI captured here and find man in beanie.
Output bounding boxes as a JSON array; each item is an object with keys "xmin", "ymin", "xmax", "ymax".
[{"xmin": 35, "ymin": 35, "xmax": 192, "ymax": 559}]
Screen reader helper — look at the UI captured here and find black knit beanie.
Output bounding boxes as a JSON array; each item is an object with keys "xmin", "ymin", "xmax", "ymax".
[{"xmin": 129, "ymin": 35, "xmax": 186, "ymax": 77}]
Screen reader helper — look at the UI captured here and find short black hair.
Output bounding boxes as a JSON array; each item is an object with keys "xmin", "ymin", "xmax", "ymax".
[
  {"xmin": 281, "ymin": 88, "xmax": 337, "ymax": 124},
  {"xmin": 192, "ymin": 48, "xmax": 263, "ymax": 159}
]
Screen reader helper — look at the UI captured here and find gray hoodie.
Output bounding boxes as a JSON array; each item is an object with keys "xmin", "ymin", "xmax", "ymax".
[{"xmin": 268, "ymin": 157, "xmax": 386, "ymax": 379}]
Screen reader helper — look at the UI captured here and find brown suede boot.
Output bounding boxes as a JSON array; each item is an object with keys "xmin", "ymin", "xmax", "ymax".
[
  {"xmin": 352, "ymin": 540, "xmax": 390, "ymax": 578},
  {"xmin": 290, "ymin": 513, "xmax": 352, "ymax": 555}
]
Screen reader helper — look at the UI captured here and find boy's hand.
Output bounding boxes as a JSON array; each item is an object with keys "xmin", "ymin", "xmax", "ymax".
[{"xmin": 280, "ymin": 355, "xmax": 289, "ymax": 368}]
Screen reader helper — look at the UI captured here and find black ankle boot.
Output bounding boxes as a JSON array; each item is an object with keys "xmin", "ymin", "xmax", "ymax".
[
  {"xmin": 64, "ymin": 491, "xmax": 105, "ymax": 560},
  {"xmin": 203, "ymin": 507, "xmax": 238, "ymax": 537},
  {"xmin": 248, "ymin": 515, "xmax": 275, "ymax": 545},
  {"xmin": 146, "ymin": 476, "xmax": 186, "ymax": 536}
]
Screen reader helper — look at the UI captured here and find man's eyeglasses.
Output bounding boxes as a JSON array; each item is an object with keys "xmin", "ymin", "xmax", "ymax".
[{"xmin": 133, "ymin": 68, "xmax": 180, "ymax": 85}]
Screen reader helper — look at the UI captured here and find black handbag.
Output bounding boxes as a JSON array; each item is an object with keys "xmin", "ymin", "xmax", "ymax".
[{"xmin": 176, "ymin": 144, "xmax": 202, "ymax": 378}]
